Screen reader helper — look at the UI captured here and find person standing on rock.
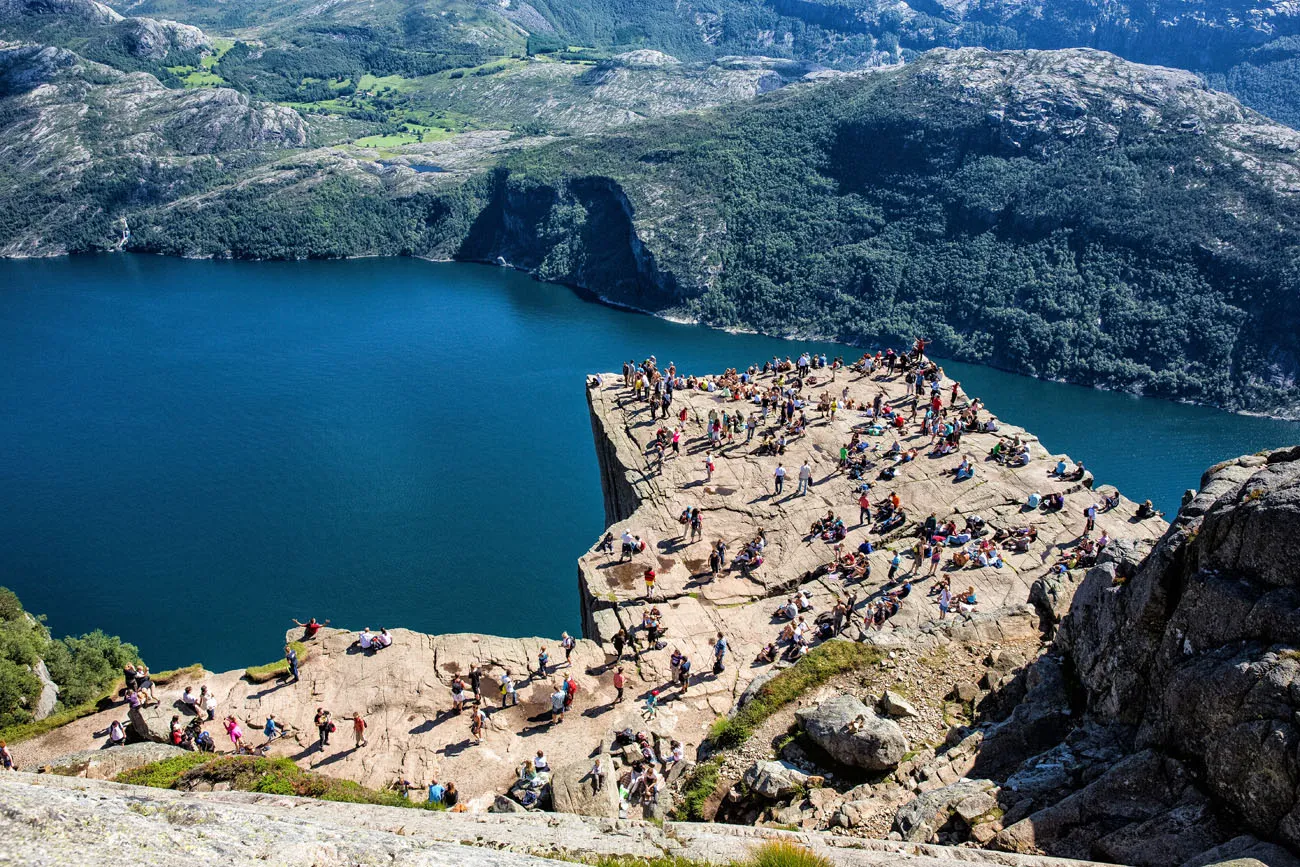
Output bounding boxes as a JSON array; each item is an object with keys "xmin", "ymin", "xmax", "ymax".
[
  {"xmin": 1083, "ymin": 502, "xmax": 1097, "ymax": 537},
  {"xmin": 348, "ymin": 712, "xmax": 368, "ymax": 748},
  {"xmin": 859, "ymin": 492, "xmax": 872, "ymax": 525},
  {"xmin": 797, "ymin": 460, "xmax": 813, "ymax": 496},
  {"xmin": 613, "ymin": 666, "xmax": 626, "ymax": 703},
  {"xmin": 550, "ymin": 684, "xmax": 567, "ymax": 725},
  {"xmin": 0, "ymin": 741, "xmax": 14, "ymax": 771},
  {"xmin": 712, "ymin": 632, "xmax": 730, "ymax": 675},
  {"xmin": 678, "ymin": 653, "xmax": 692, "ymax": 695},
  {"xmin": 773, "ymin": 463, "xmax": 786, "ymax": 495},
  {"xmin": 314, "ymin": 708, "xmax": 333, "ymax": 749},
  {"xmin": 499, "ymin": 671, "xmax": 517, "ymax": 707},
  {"xmin": 561, "ymin": 632, "xmax": 576, "ymax": 666},
  {"xmin": 536, "ymin": 646, "xmax": 550, "ymax": 678},
  {"xmin": 689, "ymin": 508, "xmax": 703, "ymax": 541},
  {"xmin": 285, "ymin": 644, "xmax": 300, "ymax": 684},
  {"xmin": 704, "ymin": 453, "xmax": 715, "ymax": 482},
  {"xmin": 612, "ymin": 628, "xmax": 627, "ymax": 660},
  {"xmin": 643, "ymin": 566, "xmax": 657, "ymax": 599},
  {"xmin": 470, "ymin": 705, "xmax": 487, "ymax": 745},
  {"xmin": 223, "ymin": 716, "xmax": 244, "ymax": 753}
]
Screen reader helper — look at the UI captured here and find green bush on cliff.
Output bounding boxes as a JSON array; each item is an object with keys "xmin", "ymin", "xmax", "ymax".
[
  {"xmin": 0, "ymin": 587, "xmax": 139, "ymax": 735},
  {"xmin": 118, "ymin": 755, "xmax": 447, "ymax": 811},
  {"xmin": 709, "ymin": 641, "xmax": 883, "ymax": 749}
]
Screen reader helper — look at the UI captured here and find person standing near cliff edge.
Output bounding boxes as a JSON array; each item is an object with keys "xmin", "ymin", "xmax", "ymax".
[{"xmin": 285, "ymin": 645, "xmax": 299, "ymax": 683}]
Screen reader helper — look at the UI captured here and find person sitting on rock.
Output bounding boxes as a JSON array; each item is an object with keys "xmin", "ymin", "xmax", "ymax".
[
  {"xmin": 292, "ymin": 617, "xmax": 330, "ymax": 639},
  {"xmin": 356, "ymin": 628, "xmax": 374, "ymax": 651},
  {"xmin": 755, "ymin": 643, "xmax": 778, "ymax": 664},
  {"xmin": 180, "ymin": 686, "xmax": 202, "ymax": 715},
  {"xmin": 107, "ymin": 719, "xmax": 127, "ymax": 747},
  {"xmin": 374, "ymin": 628, "xmax": 393, "ymax": 650}
]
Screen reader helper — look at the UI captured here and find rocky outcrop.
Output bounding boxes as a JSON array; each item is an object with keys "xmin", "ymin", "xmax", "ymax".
[
  {"xmin": 959, "ymin": 447, "xmax": 1300, "ymax": 865},
  {"xmin": 41, "ymin": 742, "xmax": 188, "ymax": 779},
  {"xmin": 895, "ymin": 778, "xmax": 1001, "ymax": 843},
  {"xmin": 549, "ymin": 754, "xmax": 619, "ymax": 817},
  {"xmin": 796, "ymin": 695, "xmax": 907, "ymax": 772},
  {"xmin": 128, "ymin": 703, "xmax": 176, "ymax": 743}
]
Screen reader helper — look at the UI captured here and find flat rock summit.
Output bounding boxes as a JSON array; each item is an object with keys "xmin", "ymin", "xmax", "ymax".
[{"xmin": 7, "ymin": 357, "xmax": 1300, "ymax": 867}]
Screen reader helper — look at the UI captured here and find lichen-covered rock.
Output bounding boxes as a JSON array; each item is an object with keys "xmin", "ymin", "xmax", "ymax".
[
  {"xmin": 743, "ymin": 760, "xmax": 810, "ymax": 799},
  {"xmin": 796, "ymin": 695, "xmax": 907, "ymax": 772}
]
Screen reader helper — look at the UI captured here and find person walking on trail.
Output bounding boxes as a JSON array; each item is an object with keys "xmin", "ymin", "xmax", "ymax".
[
  {"xmin": 314, "ymin": 708, "xmax": 333, "ymax": 749},
  {"xmin": 613, "ymin": 666, "xmax": 626, "ymax": 704},
  {"xmin": 797, "ymin": 461, "xmax": 813, "ymax": 496},
  {"xmin": 712, "ymin": 634, "xmax": 733, "ymax": 675},
  {"xmin": 644, "ymin": 689, "xmax": 659, "ymax": 719},
  {"xmin": 470, "ymin": 706, "xmax": 487, "ymax": 744},
  {"xmin": 349, "ymin": 712, "xmax": 368, "ymax": 748},
  {"xmin": 704, "ymin": 454, "xmax": 715, "ymax": 482},
  {"xmin": 773, "ymin": 463, "xmax": 786, "ymax": 495},
  {"xmin": 644, "ymin": 566, "xmax": 657, "ymax": 598},
  {"xmin": 285, "ymin": 645, "xmax": 299, "ymax": 683},
  {"xmin": 690, "ymin": 508, "xmax": 703, "ymax": 541}
]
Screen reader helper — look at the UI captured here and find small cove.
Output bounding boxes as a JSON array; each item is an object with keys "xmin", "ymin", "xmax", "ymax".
[{"xmin": 3, "ymin": 253, "xmax": 1298, "ymax": 670}]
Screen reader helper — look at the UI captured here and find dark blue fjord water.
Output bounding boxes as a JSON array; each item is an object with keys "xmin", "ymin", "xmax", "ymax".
[{"xmin": 3, "ymin": 254, "xmax": 1299, "ymax": 671}]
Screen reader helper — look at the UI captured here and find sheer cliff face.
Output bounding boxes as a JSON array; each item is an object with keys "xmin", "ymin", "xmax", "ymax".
[{"xmin": 1058, "ymin": 446, "xmax": 1300, "ymax": 849}]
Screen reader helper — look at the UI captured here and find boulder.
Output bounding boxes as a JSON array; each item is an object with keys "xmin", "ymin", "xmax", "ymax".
[
  {"xmin": 489, "ymin": 794, "xmax": 529, "ymax": 813},
  {"xmin": 795, "ymin": 694, "xmax": 906, "ymax": 771},
  {"xmin": 128, "ymin": 703, "xmax": 176, "ymax": 743},
  {"xmin": 879, "ymin": 690, "xmax": 918, "ymax": 718},
  {"xmin": 742, "ymin": 760, "xmax": 810, "ymax": 799},
  {"xmin": 549, "ymin": 754, "xmax": 618, "ymax": 818},
  {"xmin": 42, "ymin": 743, "xmax": 188, "ymax": 780},
  {"xmin": 894, "ymin": 778, "xmax": 999, "ymax": 843}
]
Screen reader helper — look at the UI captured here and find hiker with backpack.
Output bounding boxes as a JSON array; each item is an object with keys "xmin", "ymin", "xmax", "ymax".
[{"xmin": 314, "ymin": 708, "xmax": 334, "ymax": 749}]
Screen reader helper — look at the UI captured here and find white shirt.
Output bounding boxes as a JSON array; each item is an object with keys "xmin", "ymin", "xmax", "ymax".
[
  {"xmin": 359, "ymin": 631, "xmax": 373, "ymax": 649},
  {"xmin": 774, "ymin": 467, "xmax": 786, "ymax": 478},
  {"xmin": 799, "ymin": 464, "xmax": 812, "ymax": 479},
  {"xmin": 621, "ymin": 530, "xmax": 636, "ymax": 546}
]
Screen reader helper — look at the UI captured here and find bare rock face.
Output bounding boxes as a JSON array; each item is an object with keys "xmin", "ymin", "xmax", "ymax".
[
  {"xmin": 796, "ymin": 695, "xmax": 907, "ymax": 772},
  {"xmin": 549, "ymin": 754, "xmax": 619, "ymax": 818},
  {"xmin": 976, "ymin": 446, "xmax": 1300, "ymax": 863},
  {"xmin": 117, "ymin": 16, "xmax": 211, "ymax": 60}
]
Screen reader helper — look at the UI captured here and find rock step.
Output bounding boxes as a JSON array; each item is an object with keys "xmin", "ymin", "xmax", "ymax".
[{"xmin": 2, "ymin": 772, "xmax": 1106, "ymax": 867}]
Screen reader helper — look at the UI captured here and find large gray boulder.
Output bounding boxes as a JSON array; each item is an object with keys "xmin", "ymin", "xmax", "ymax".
[
  {"xmin": 548, "ymin": 754, "xmax": 618, "ymax": 818},
  {"xmin": 742, "ymin": 760, "xmax": 810, "ymax": 799},
  {"xmin": 128, "ymin": 703, "xmax": 176, "ymax": 743},
  {"xmin": 795, "ymin": 694, "xmax": 906, "ymax": 771}
]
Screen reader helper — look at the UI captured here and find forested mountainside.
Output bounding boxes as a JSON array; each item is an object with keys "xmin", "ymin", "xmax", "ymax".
[
  {"xmin": 45, "ymin": 0, "xmax": 1300, "ymax": 127},
  {"xmin": 77, "ymin": 49, "xmax": 1295, "ymax": 417}
]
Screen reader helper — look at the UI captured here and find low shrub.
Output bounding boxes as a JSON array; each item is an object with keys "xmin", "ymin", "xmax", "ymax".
[
  {"xmin": 744, "ymin": 840, "xmax": 833, "ymax": 867},
  {"xmin": 709, "ymin": 641, "xmax": 882, "ymax": 749}
]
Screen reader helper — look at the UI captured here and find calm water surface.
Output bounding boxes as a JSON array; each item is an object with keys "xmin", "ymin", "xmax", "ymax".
[{"xmin": 3, "ymin": 254, "xmax": 1298, "ymax": 669}]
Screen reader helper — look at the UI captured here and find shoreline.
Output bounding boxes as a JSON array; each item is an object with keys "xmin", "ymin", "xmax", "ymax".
[{"xmin": 5, "ymin": 249, "xmax": 1297, "ymax": 421}]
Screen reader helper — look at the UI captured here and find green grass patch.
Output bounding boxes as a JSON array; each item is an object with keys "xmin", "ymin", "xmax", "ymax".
[
  {"xmin": 709, "ymin": 641, "xmax": 883, "ymax": 749},
  {"xmin": 352, "ymin": 125, "xmax": 455, "ymax": 149},
  {"xmin": 151, "ymin": 664, "xmax": 203, "ymax": 686},
  {"xmin": 244, "ymin": 641, "xmax": 308, "ymax": 683},
  {"xmin": 673, "ymin": 756, "xmax": 721, "ymax": 821},
  {"xmin": 115, "ymin": 752, "xmax": 212, "ymax": 788},
  {"xmin": 117, "ymin": 755, "xmax": 446, "ymax": 810},
  {"xmin": 182, "ymin": 70, "xmax": 226, "ymax": 87},
  {"xmin": 746, "ymin": 840, "xmax": 833, "ymax": 867}
]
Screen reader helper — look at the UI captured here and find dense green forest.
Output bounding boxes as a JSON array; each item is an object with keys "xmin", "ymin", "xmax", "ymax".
[
  {"xmin": 113, "ymin": 51, "xmax": 1300, "ymax": 415},
  {"xmin": 0, "ymin": 587, "xmax": 138, "ymax": 730}
]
